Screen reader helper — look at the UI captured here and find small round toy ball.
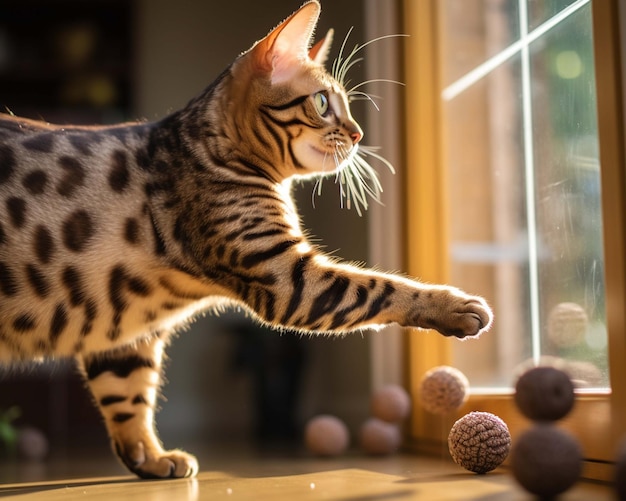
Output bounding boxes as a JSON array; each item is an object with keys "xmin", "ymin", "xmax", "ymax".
[
  {"xmin": 371, "ymin": 384, "xmax": 411, "ymax": 423},
  {"xmin": 420, "ymin": 366, "xmax": 469, "ymax": 415},
  {"xmin": 17, "ymin": 426, "xmax": 49, "ymax": 461},
  {"xmin": 614, "ymin": 439, "xmax": 626, "ymax": 500},
  {"xmin": 360, "ymin": 418, "xmax": 401, "ymax": 455},
  {"xmin": 514, "ymin": 366, "xmax": 575, "ymax": 421},
  {"xmin": 304, "ymin": 415, "xmax": 349, "ymax": 457},
  {"xmin": 511, "ymin": 424, "xmax": 582, "ymax": 498},
  {"xmin": 548, "ymin": 302, "xmax": 588, "ymax": 348},
  {"xmin": 447, "ymin": 411, "xmax": 511, "ymax": 474}
]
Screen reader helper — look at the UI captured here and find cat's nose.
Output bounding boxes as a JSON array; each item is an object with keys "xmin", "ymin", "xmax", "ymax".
[
  {"xmin": 348, "ymin": 124, "xmax": 363, "ymax": 144},
  {"xmin": 350, "ymin": 131, "xmax": 362, "ymax": 144}
]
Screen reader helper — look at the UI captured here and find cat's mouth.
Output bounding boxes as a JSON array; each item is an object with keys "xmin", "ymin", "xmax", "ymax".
[{"xmin": 311, "ymin": 142, "xmax": 355, "ymax": 165}]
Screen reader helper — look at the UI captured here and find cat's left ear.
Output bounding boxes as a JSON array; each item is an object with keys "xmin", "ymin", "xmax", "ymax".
[
  {"xmin": 252, "ymin": 1, "xmax": 321, "ymax": 84},
  {"xmin": 309, "ymin": 29, "xmax": 334, "ymax": 66}
]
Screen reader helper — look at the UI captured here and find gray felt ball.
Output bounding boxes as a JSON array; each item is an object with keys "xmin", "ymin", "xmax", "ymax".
[
  {"xmin": 511, "ymin": 424, "xmax": 582, "ymax": 498},
  {"xmin": 515, "ymin": 366, "xmax": 575, "ymax": 421},
  {"xmin": 447, "ymin": 411, "xmax": 511, "ymax": 474},
  {"xmin": 548, "ymin": 302, "xmax": 588, "ymax": 348}
]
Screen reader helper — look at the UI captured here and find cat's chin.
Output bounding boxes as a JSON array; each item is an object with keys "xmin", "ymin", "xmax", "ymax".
[{"xmin": 293, "ymin": 141, "xmax": 357, "ymax": 175}]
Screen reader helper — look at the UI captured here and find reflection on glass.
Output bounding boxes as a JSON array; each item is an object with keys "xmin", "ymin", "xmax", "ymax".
[
  {"xmin": 441, "ymin": 0, "xmax": 607, "ymax": 389},
  {"xmin": 440, "ymin": 0, "xmax": 520, "ymax": 87}
]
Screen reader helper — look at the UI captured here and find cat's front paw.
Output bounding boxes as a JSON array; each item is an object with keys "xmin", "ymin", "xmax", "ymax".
[
  {"xmin": 417, "ymin": 288, "xmax": 493, "ymax": 339},
  {"xmin": 114, "ymin": 441, "xmax": 198, "ymax": 479}
]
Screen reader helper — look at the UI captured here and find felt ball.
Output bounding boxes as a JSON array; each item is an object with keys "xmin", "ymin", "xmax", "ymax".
[
  {"xmin": 614, "ymin": 439, "xmax": 626, "ymax": 500},
  {"xmin": 371, "ymin": 385, "xmax": 411, "ymax": 423},
  {"xmin": 304, "ymin": 415, "xmax": 349, "ymax": 457},
  {"xmin": 17, "ymin": 426, "xmax": 49, "ymax": 461},
  {"xmin": 420, "ymin": 366, "xmax": 469, "ymax": 415},
  {"xmin": 360, "ymin": 418, "xmax": 401, "ymax": 455},
  {"xmin": 447, "ymin": 411, "xmax": 511, "ymax": 474},
  {"xmin": 511, "ymin": 424, "xmax": 582, "ymax": 498},
  {"xmin": 514, "ymin": 366, "xmax": 575, "ymax": 421},
  {"xmin": 548, "ymin": 302, "xmax": 588, "ymax": 348}
]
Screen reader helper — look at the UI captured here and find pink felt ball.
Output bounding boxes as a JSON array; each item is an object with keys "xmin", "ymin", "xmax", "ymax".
[
  {"xmin": 371, "ymin": 384, "xmax": 411, "ymax": 423},
  {"xmin": 17, "ymin": 426, "xmax": 49, "ymax": 461},
  {"xmin": 360, "ymin": 418, "xmax": 401, "ymax": 455},
  {"xmin": 420, "ymin": 365, "xmax": 469, "ymax": 415},
  {"xmin": 304, "ymin": 415, "xmax": 349, "ymax": 457}
]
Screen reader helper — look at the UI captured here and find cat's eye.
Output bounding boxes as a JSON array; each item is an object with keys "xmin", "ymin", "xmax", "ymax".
[{"xmin": 313, "ymin": 92, "xmax": 329, "ymax": 117}]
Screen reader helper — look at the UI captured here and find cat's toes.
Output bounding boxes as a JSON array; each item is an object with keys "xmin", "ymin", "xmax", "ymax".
[
  {"xmin": 448, "ymin": 297, "xmax": 493, "ymax": 338},
  {"xmin": 419, "ymin": 290, "xmax": 493, "ymax": 339},
  {"xmin": 115, "ymin": 441, "xmax": 199, "ymax": 479}
]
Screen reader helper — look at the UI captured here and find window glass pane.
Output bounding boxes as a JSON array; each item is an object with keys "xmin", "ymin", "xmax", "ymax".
[
  {"xmin": 441, "ymin": 0, "xmax": 608, "ymax": 389},
  {"xmin": 529, "ymin": 5, "xmax": 606, "ymax": 386},
  {"xmin": 527, "ymin": 0, "xmax": 578, "ymax": 31},
  {"xmin": 440, "ymin": 0, "xmax": 520, "ymax": 87}
]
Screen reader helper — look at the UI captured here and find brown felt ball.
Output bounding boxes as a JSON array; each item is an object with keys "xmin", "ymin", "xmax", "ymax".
[
  {"xmin": 304, "ymin": 415, "xmax": 349, "ymax": 457},
  {"xmin": 371, "ymin": 384, "xmax": 411, "ymax": 423},
  {"xmin": 420, "ymin": 366, "xmax": 469, "ymax": 415},
  {"xmin": 447, "ymin": 412, "xmax": 511, "ymax": 474},
  {"xmin": 360, "ymin": 418, "xmax": 401, "ymax": 455},
  {"xmin": 511, "ymin": 424, "xmax": 582, "ymax": 498},
  {"xmin": 515, "ymin": 366, "xmax": 575, "ymax": 421}
]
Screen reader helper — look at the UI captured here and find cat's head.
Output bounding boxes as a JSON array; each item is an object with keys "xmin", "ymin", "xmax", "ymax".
[
  {"xmin": 229, "ymin": 1, "xmax": 362, "ymax": 178},
  {"xmin": 209, "ymin": 1, "xmax": 391, "ymax": 215}
]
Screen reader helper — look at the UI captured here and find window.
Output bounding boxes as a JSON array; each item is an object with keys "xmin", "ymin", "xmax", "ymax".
[{"xmin": 404, "ymin": 0, "xmax": 626, "ymax": 481}]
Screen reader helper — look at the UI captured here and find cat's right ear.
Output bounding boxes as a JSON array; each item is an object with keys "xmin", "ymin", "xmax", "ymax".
[
  {"xmin": 309, "ymin": 29, "xmax": 334, "ymax": 66},
  {"xmin": 249, "ymin": 1, "xmax": 321, "ymax": 84}
]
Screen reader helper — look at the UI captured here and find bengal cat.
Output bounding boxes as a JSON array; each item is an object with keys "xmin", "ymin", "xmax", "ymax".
[{"xmin": 0, "ymin": 1, "xmax": 492, "ymax": 478}]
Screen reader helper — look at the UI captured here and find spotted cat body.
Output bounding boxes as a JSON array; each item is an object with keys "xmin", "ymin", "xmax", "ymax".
[{"xmin": 0, "ymin": 2, "xmax": 492, "ymax": 478}]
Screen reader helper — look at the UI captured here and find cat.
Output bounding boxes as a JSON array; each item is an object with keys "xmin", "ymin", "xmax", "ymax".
[{"xmin": 0, "ymin": 1, "xmax": 492, "ymax": 479}]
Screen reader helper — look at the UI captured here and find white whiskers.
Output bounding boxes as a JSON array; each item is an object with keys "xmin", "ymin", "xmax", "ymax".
[
  {"xmin": 313, "ymin": 144, "xmax": 396, "ymax": 217},
  {"xmin": 312, "ymin": 30, "xmax": 405, "ymax": 216}
]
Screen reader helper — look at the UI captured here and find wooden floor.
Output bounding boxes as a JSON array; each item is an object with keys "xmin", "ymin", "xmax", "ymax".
[{"xmin": 0, "ymin": 449, "xmax": 615, "ymax": 500}]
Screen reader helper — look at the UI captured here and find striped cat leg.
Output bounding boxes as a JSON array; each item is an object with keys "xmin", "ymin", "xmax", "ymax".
[
  {"xmin": 78, "ymin": 337, "xmax": 198, "ymax": 479},
  {"xmin": 245, "ymin": 250, "xmax": 493, "ymax": 337}
]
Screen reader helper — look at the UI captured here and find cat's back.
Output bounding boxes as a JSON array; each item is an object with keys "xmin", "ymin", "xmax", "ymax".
[
  {"xmin": 0, "ymin": 113, "xmax": 148, "ymax": 195},
  {"xmin": 0, "ymin": 114, "xmax": 153, "ymax": 258},
  {"xmin": 0, "ymin": 113, "xmax": 172, "ymax": 360}
]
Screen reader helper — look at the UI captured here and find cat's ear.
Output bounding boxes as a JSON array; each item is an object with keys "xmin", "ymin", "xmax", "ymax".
[
  {"xmin": 252, "ymin": 1, "xmax": 321, "ymax": 84},
  {"xmin": 309, "ymin": 29, "xmax": 333, "ymax": 66}
]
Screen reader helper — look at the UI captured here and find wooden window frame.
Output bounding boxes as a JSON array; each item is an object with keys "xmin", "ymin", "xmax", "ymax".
[{"xmin": 403, "ymin": 0, "xmax": 626, "ymax": 482}]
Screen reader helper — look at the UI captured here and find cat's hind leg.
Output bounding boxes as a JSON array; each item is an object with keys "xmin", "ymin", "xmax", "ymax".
[{"xmin": 78, "ymin": 336, "xmax": 198, "ymax": 479}]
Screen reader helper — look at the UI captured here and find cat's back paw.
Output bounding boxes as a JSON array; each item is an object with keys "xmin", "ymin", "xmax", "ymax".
[{"xmin": 115, "ymin": 441, "xmax": 198, "ymax": 479}]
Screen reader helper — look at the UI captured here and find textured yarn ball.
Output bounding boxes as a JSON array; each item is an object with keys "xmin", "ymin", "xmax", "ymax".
[
  {"xmin": 511, "ymin": 424, "xmax": 582, "ymax": 498},
  {"xmin": 360, "ymin": 418, "xmax": 401, "ymax": 455},
  {"xmin": 514, "ymin": 366, "xmax": 575, "ymax": 421},
  {"xmin": 304, "ymin": 415, "xmax": 349, "ymax": 457},
  {"xmin": 371, "ymin": 385, "xmax": 411, "ymax": 423},
  {"xmin": 548, "ymin": 302, "xmax": 588, "ymax": 348},
  {"xmin": 447, "ymin": 412, "xmax": 511, "ymax": 474},
  {"xmin": 420, "ymin": 366, "xmax": 469, "ymax": 415}
]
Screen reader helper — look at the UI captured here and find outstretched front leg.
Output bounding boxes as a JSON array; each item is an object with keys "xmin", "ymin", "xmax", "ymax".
[
  {"xmin": 78, "ymin": 336, "xmax": 198, "ymax": 479},
  {"xmin": 223, "ymin": 243, "xmax": 493, "ymax": 338}
]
